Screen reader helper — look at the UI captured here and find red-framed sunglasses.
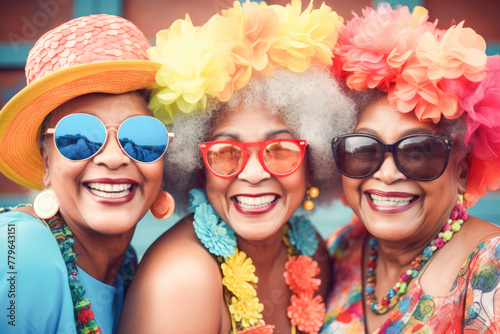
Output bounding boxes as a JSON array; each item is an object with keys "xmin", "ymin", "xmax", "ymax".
[{"xmin": 199, "ymin": 139, "xmax": 308, "ymax": 178}]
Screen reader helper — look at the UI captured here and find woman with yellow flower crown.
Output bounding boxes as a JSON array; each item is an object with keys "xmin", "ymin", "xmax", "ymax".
[{"xmin": 117, "ymin": 1, "xmax": 357, "ymax": 333}]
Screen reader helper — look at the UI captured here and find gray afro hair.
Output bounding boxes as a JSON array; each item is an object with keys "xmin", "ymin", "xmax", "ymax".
[{"xmin": 163, "ymin": 66, "xmax": 358, "ymax": 214}]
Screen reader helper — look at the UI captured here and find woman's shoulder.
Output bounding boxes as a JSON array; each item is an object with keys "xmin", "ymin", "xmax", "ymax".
[
  {"xmin": 457, "ymin": 216, "xmax": 500, "ymax": 262},
  {"xmin": 0, "ymin": 209, "xmax": 63, "ymax": 260},
  {"xmin": 136, "ymin": 213, "xmax": 222, "ymax": 284},
  {"xmin": 463, "ymin": 218, "xmax": 500, "ymax": 268},
  {"xmin": 0, "ymin": 209, "xmax": 76, "ymax": 332},
  {"xmin": 118, "ymin": 214, "xmax": 226, "ymax": 333}
]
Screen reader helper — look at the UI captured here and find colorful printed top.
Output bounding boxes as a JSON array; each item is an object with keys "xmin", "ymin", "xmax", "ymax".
[
  {"xmin": 0, "ymin": 211, "xmax": 137, "ymax": 334},
  {"xmin": 320, "ymin": 221, "xmax": 500, "ymax": 334}
]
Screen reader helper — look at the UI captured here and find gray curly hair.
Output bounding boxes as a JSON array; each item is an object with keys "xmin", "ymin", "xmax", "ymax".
[{"xmin": 163, "ymin": 66, "xmax": 359, "ymax": 214}]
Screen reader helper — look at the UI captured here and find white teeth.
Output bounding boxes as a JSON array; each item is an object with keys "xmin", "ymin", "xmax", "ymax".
[
  {"xmin": 369, "ymin": 194, "xmax": 414, "ymax": 207},
  {"xmin": 235, "ymin": 195, "xmax": 276, "ymax": 208},
  {"xmin": 87, "ymin": 183, "xmax": 132, "ymax": 198}
]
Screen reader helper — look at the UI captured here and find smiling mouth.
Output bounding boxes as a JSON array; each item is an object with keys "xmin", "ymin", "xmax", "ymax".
[
  {"xmin": 234, "ymin": 195, "xmax": 277, "ymax": 209},
  {"xmin": 86, "ymin": 183, "xmax": 134, "ymax": 199},
  {"xmin": 368, "ymin": 193, "xmax": 416, "ymax": 207}
]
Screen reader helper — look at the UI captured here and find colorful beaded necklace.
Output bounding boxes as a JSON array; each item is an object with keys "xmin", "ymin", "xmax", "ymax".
[
  {"xmin": 189, "ymin": 188, "xmax": 326, "ymax": 334},
  {"xmin": 365, "ymin": 193, "xmax": 469, "ymax": 315},
  {"xmin": 45, "ymin": 214, "xmax": 101, "ymax": 333},
  {"xmin": 44, "ymin": 213, "xmax": 135, "ymax": 333}
]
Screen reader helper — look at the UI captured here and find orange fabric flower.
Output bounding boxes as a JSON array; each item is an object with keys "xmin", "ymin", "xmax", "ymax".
[
  {"xmin": 287, "ymin": 293, "xmax": 325, "ymax": 334},
  {"xmin": 239, "ymin": 323, "xmax": 275, "ymax": 334},
  {"xmin": 388, "ymin": 55, "xmax": 459, "ymax": 123},
  {"xmin": 284, "ymin": 255, "xmax": 321, "ymax": 294},
  {"xmin": 416, "ymin": 22, "xmax": 487, "ymax": 82}
]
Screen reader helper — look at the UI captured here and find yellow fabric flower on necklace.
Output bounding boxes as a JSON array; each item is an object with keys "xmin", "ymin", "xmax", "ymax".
[
  {"xmin": 222, "ymin": 248, "xmax": 258, "ymax": 299},
  {"xmin": 228, "ymin": 295, "xmax": 264, "ymax": 329},
  {"xmin": 147, "ymin": 15, "xmax": 232, "ymax": 124},
  {"xmin": 268, "ymin": 0, "xmax": 343, "ymax": 72}
]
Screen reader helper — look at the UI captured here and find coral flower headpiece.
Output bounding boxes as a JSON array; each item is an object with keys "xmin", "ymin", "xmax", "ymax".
[
  {"xmin": 148, "ymin": 0, "xmax": 343, "ymax": 124},
  {"xmin": 333, "ymin": 2, "xmax": 500, "ymax": 205}
]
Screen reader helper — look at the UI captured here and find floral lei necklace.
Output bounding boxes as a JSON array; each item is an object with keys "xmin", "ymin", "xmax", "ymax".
[
  {"xmin": 44, "ymin": 213, "xmax": 135, "ymax": 334},
  {"xmin": 365, "ymin": 193, "xmax": 469, "ymax": 315},
  {"xmin": 188, "ymin": 188, "xmax": 326, "ymax": 334}
]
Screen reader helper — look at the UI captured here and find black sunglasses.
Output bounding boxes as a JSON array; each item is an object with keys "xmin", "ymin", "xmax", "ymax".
[{"xmin": 331, "ymin": 133, "xmax": 454, "ymax": 181}]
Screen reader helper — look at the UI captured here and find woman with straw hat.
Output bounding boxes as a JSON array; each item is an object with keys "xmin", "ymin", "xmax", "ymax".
[
  {"xmin": 321, "ymin": 3, "xmax": 500, "ymax": 333},
  {"xmin": 0, "ymin": 14, "xmax": 174, "ymax": 333}
]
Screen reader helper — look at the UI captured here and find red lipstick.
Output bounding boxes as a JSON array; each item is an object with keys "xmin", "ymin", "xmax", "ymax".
[
  {"xmin": 365, "ymin": 190, "xmax": 418, "ymax": 214},
  {"xmin": 84, "ymin": 178, "xmax": 138, "ymax": 205},
  {"xmin": 231, "ymin": 193, "xmax": 279, "ymax": 216}
]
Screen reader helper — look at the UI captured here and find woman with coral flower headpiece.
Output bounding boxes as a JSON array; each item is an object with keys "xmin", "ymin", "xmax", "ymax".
[
  {"xmin": 321, "ymin": 3, "xmax": 500, "ymax": 333},
  {"xmin": 117, "ymin": 1, "xmax": 356, "ymax": 333}
]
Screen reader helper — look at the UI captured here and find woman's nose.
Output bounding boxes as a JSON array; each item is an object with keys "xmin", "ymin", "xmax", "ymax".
[
  {"xmin": 92, "ymin": 131, "xmax": 130, "ymax": 169},
  {"xmin": 238, "ymin": 149, "xmax": 271, "ymax": 184},
  {"xmin": 372, "ymin": 153, "xmax": 407, "ymax": 184}
]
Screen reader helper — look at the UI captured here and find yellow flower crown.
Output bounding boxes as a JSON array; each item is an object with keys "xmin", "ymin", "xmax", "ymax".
[{"xmin": 148, "ymin": 0, "xmax": 343, "ymax": 124}]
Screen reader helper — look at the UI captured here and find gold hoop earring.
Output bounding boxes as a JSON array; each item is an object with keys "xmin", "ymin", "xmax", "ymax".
[
  {"xmin": 303, "ymin": 186, "xmax": 319, "ymax": 211},
  {"xmin": 150, "ymin": 191, "xmax": 175, "ymax": 220},
  {"xmin": 33, "ymin": 188, "xmax": 60, "ymax": 219}
]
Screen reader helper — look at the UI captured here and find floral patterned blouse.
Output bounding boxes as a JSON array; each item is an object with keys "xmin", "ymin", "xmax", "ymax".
[{"xmin": 320, "ymin": 221, "xmax": 500, "ymax": 334}]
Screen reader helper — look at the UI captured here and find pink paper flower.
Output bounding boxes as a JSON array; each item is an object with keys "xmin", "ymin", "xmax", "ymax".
[
  {"xmin": 444, "ymin": 56, "xmax": 500, "ymax": 205},
  {"xmin": 336, "ymin": 3, "xmax": 436, "ymax": 91}
]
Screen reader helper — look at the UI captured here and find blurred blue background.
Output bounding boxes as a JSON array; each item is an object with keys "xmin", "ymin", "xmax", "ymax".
[{"xmin": 2, "ymin": 192, "xmax": 499, "ymax": 260}]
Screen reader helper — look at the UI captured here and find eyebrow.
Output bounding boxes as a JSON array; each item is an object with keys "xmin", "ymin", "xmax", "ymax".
[
  {"xmin": 355, "ymin": 127, "xmax": 435, "ymax": 137},
  {"xmin": 210, "ymin": 129, "xmax": 293, "ymax": 141}
]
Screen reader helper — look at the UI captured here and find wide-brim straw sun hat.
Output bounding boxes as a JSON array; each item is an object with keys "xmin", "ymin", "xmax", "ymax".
[{"xmin": 0, "ymin": 14, "xmax": 160, "ymax": 190}]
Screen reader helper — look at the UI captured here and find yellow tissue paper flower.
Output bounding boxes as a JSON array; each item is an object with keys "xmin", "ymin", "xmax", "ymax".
[
  {"xmin": 268, "ymin": 0, "xmax": 343, "ymax": 72},
  {"xmin": 147, "ymin": 15, "xmax": 232, "ymax": 124},
  {"xmin": 206, "ymin": 1, "xmax": 279, "ymax": 100},
  {"xmin": 229, "ymin": 295, "xmax": 264, "ymax": 330},
  {"xmin": 222, "ymin": 248, "xmax": 258, "ymax": 299}
]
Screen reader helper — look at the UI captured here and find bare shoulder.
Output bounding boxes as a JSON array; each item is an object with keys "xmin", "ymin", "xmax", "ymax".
[
  {"xmin": 421, "ymin": 215, "xmax": 500, "ymax": 296},
  {"xmin": 455, "ymin": 215, "xmax": 500, "ymax": 250},
  {"xmin": 118, "ymin": 214, "xmax": 225, "ymax": 333},
  {"xmin": 133, "ymin": 213, "xmax": 222, "ymax": 290}
]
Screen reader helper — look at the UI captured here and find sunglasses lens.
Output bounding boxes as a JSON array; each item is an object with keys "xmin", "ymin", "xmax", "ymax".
[
  {"xmin": 205, "ymin": 143, "xmax": 243, "ymax": 176},
  {"xmin": 397, "ymin": 136, "xmax": 447, "ymax": 180},
  {"xmin": 336, "ymin": 136, "xmax": 381, "ymax": 177},
  {"xmin": 54, "ymin": 114, "xmax": 106, "ymax": 160},
  {"xmin": 118, "ymin": 117, "xmax": 169, "ymax": 162},
  {"xmin": 263, "ymin": 141, "xmax": 302, "ymax": 175}
]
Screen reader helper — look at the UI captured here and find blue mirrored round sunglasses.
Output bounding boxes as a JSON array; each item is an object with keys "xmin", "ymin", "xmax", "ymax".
[{"xmin": 44, "ymin": 113, "xmax": 173, "ymax": 163}]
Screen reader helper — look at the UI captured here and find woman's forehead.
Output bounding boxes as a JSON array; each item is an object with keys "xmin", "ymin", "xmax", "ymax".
[{"xmin": 47, "ymin": 92, "xmax": 148, "ymax": 126}]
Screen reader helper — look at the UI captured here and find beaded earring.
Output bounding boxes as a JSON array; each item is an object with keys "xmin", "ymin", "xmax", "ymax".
[
  {"xmin": 33, "ymin": 188, "xmax": 60, "ymax": 219},
  {"xmin": 303, "ymin": 186, "xmax": 319, "ymax": 211},
  {"xmin": 150, "ymin": 190, "xmax": 175, "ymax": 220}
]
